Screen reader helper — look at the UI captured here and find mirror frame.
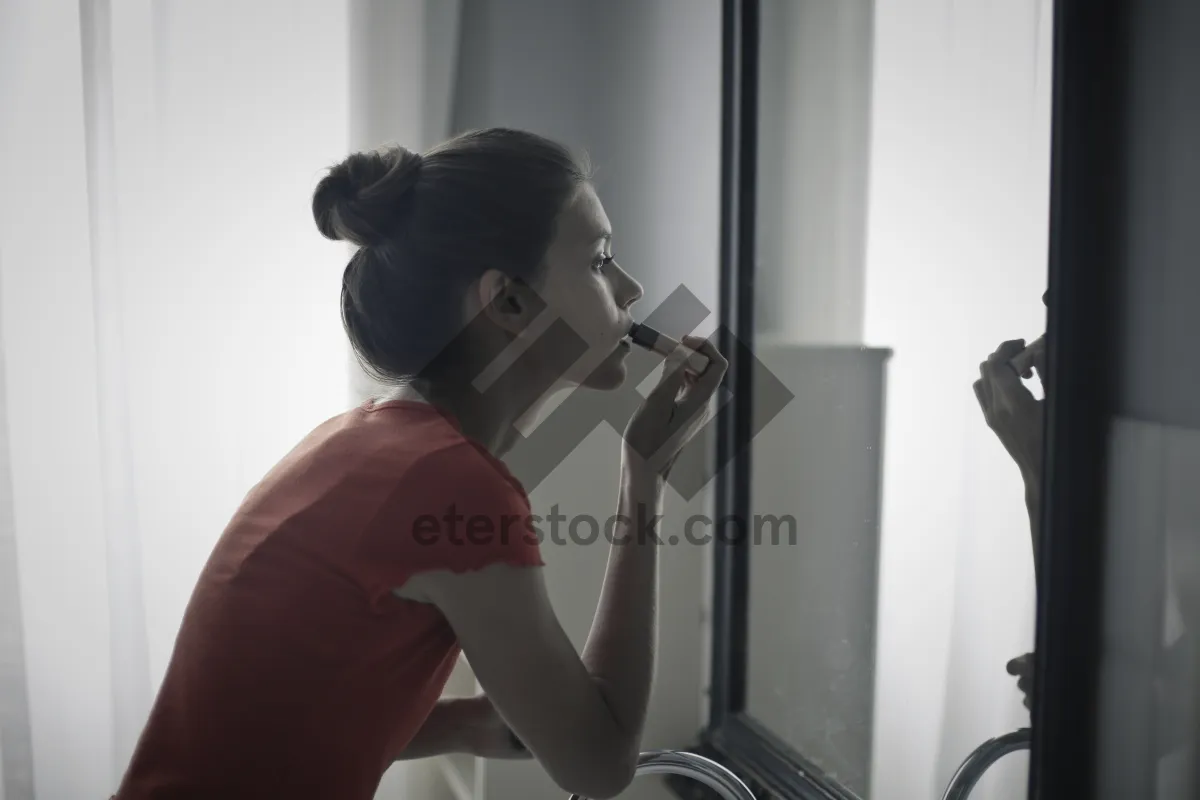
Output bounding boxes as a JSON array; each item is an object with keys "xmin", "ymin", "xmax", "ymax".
[
  {"xmin": 1030, "ymin": 0, "xmax": 1120, "ymax": 796},
  {"xmin": 669, "ymin": 1, "xmax": 1118, "ymax": 798},
  {"xmin": 668, "ymin": 1, "xmax": 861, "ymax": 798}
]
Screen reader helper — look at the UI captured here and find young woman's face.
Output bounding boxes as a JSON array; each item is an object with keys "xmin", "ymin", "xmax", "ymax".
[{"xmin": 530, "ymin": 183, "xmax": 644, "ymax": 389}]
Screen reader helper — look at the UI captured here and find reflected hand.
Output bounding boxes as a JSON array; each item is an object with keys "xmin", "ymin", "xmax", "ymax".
[
  {"xmin": 1007, "ymin": 652, "xmax": 1034, "ymax": 710},
  {"xmin": 973, "ymin": 339, "xmax": 1045, "ymax": 482}
]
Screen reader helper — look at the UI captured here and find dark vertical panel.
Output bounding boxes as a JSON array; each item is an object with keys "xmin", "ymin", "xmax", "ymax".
[
  {"xmin": 1030, "ymin": 0, "xmax": 1126, "ymax": 796},
  {"xmin": 710, "ymin": 0, "xmax": 759, "ymax": 726}
]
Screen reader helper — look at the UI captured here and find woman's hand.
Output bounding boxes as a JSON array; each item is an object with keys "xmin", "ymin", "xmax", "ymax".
[
  {"xmin": 621, "ymin": 336, "xmax": 728, "ymax": 481},
  {"xmin": 973, "ymin": 338, "xmax": 1045, "ymax": 484},
  {"xmin": 1007, "ymin": 652, "xmax": 1034, "ymax": 710}
]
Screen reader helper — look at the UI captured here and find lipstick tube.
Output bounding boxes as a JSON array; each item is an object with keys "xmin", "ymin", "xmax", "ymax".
[{"xmin": 626, "ymin": 323, "xmax": 711, "ymax": 375}]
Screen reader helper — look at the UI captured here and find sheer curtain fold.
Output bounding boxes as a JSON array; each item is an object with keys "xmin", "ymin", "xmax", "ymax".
[
  {"xmin": 2, "ymin": 0, "xmax": 119, "ymax": 796},
  {"xmin": 81, "ymin": 0, "xmax": 156, "ymax": 779},
  {"xmin": 0, "ymin": 247, "xmax": 35, "ymax": 800},
  {"xmin": 0, "ymin": 0, "xmax": 450, "ymax": 796}
]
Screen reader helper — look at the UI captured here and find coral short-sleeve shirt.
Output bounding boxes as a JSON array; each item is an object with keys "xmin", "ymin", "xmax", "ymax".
[{"xmin": 113, "ymin": 399, "xmax": 543, "ymax": 799}]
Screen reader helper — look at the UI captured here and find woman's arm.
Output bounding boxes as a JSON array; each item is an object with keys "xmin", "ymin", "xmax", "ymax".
[
  {"xmin": 1024, "ymin": 472, "xmax": 1042, "ymax": 581},
  {"xmin": 407, "ymin": 464, "xmax": 667, "ymax": 798},
  {"xmin": 404, "ymin": 338, "xmax": 726, "ymax": 800},
  {"xmin": 577, "ymin": 466, "xmax": 661, "ymax": 750},
  {"xmin": 394, "ymin": 695, "xmax": 530, "ymax": 761},
  {"xmin": 973, "ymin": 337, "xmax": 1047, "ymax": 575},
  {"xmin": 977, "ymin": 338, "xmax": 1047, "ymax": 710},
  {"xmin": 403, "ymin": 480, "xmax": 657, "ymax": 799}
]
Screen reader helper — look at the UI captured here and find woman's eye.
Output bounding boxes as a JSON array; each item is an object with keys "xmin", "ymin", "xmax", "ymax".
[{"xmin": 593, "ymin": 255, "xmax": 614, "ymax": 272}]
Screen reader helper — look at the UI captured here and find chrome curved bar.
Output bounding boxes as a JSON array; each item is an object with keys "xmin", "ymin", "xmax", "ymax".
[
  {"xmin": 568, "ymin": 749, "xmax": 757, "ymax": 800},
  {"xmin": 940, "ymin": 728, "xmax": 1033, "ymax": 800}
]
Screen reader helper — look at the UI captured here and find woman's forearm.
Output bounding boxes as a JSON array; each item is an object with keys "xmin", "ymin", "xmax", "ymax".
[
  {"xmin": 395, "ymin": 693, "xmax": 533, "ymax": 761},
  {"xmin": 393, "ymin": 697, "xmax": 483, "ymax": 760},
  {"xmin": 579, "ymin": 466, "xmax": 661, "ymax": 752},
  {"xmin": 1024, "ymin": 474, "xmax": 1042, "ymax": 582},
  {"xmin": 394, "ymin": 695, "xmax": 529, "ymax": 761}
]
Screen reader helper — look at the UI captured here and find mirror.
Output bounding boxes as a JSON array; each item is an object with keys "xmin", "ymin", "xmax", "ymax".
[{"xmin": 739, "ymin": 0, "xmax": 1056, "ymax": 797}]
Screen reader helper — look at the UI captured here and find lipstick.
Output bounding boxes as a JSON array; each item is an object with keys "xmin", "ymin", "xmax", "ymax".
[{"xmin": 626, "ymin": 323, "xmax": 711, "ymax": 375}]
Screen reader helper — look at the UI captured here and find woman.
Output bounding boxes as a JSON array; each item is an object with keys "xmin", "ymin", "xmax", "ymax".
[{"xmin": 113, "ymin": 128, "xmax": 727, "ymax": 800}]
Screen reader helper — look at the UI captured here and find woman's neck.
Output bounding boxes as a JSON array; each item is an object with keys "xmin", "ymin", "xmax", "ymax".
[{"xmin": 382, "ymin": 370, "xmax": 561, "ymax": 458}]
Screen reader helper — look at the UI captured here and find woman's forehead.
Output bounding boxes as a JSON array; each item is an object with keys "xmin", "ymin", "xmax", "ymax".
[{"xmin": 558, "ymin": 184, "xmax": 611, "ymax": 241}]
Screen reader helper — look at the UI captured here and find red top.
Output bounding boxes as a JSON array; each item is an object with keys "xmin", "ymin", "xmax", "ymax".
[{"xmin": 114, "ymin": 399, "xmax": 544, "ymax": 799}]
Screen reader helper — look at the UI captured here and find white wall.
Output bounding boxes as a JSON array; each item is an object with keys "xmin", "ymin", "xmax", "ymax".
[
  {"xmin": 863, "ymin": 1, "xmax": 1055, "ymax": 798},
  {"xmin": 755, "ymin": 0, "xmax": 874, "ymax": 346}
]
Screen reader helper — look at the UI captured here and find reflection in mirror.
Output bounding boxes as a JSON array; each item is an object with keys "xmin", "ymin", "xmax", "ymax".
[{"xmin": 742, "ymin": 1, "xmax": 1056, "ymax": 798}]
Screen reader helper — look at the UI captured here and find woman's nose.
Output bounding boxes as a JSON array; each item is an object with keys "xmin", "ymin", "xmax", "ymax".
[{"xmin": 616, "ymin": 265, "xmax": 643, "ymax": 309}]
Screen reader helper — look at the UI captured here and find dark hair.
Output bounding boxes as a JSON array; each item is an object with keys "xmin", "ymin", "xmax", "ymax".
[{"xmin": 312, "ymin": 128, "xmax": 592, "ymax": 382}]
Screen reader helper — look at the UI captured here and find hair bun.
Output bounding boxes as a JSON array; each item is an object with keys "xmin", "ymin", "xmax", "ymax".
[{"xmin": 313, "ymin": 146, "xmax": 423, "ymax": 247}]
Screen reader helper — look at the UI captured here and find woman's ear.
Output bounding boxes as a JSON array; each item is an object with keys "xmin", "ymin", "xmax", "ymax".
[{"xmin": 475, "ymin": 269, "xmax": 545, "ymax": 336}]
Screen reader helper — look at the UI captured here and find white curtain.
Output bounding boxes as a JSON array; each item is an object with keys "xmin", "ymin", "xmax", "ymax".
[
  {"xmin": 863, "ymin": 1, "xmax": 1055, "ymax": 799},
  {"xmin": 0, "ymin": 1, "xmax": 461, "ymax": 797}
]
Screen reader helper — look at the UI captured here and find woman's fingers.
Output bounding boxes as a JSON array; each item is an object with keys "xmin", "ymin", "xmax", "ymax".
[
  {"xmin": 682, "ymin": 335, "xmax": 728, "ymax": 377},
  {"xmin": 987, "ymin": 340, "xmax": 1028, "ymax": 386},
  {"xmin": 993, "ymin": 339, "xmax": 1028, "ymax": 361},
  {"xmin": 645, "ymin": 345, "xmax": 690, "ymax": 413},
  {"xmin": 1007, "ymin": 652, "xmax": 1033, "ymax": 676},
  {"xmin": 981, "ymin": 339, "xmax": 1040, "ymax": 414},
  {"xmin": 1007, "ymin": 652, "xmax": 1034, "ymax": 709},
  {"xmin": 676, "ymin": 336, "xmax": 727, "ymax": 409},
  {"xmin": 1031, "ymin": 341, "xmax": 1048, "ymax": 392},
  {"xmin": 625, "ymin": 334, "xmax": 730, "ymax": 474},
  {"xmin": 655, "ymin": 337, "xmax": 727, "ymax": 460}
]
